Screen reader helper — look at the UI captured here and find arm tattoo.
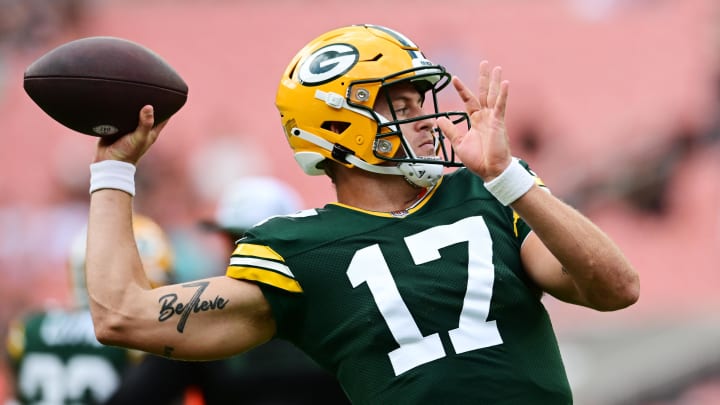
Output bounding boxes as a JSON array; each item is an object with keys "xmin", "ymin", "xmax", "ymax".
[
  {"xmin": 157, "ymin": 281, "xmax": 230, "ymax": 333},
  {"xmin": 163, "ymin": 346, "xmax": 174, "ymax": 358}
]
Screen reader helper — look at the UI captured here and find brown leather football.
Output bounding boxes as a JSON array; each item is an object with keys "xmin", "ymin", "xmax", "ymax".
[{"xmin": 24, "ymin": 36, "xmax": 188, "ymax": 137}]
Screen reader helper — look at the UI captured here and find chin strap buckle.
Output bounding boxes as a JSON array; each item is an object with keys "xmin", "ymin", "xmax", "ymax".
[{"xmin": 331, "ymin": 143, "xmax": 355, "ymax": 164}]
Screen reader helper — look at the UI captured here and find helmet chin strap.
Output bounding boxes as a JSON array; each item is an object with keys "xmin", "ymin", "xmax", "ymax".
[
  {"xmin": 291, "ymin": 128, "xmax": 443, "ymax": 187},
  {"xmin": 398, "ymin": 160, "xmax": 443, "ymax": 188}
]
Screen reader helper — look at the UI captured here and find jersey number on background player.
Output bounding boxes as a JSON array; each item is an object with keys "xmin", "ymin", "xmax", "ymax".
[
  {"xmin": 348, "ymin": 216, "xmax": 503, "ymax": 375},
  {"xmin": 18, "ymin": 353, "xmax": 120, "ymax": 403}
]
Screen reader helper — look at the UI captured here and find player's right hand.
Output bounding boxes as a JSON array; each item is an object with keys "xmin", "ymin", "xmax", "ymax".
[{"xmin": 93, "ymin": 105, "xmax": 168, "ymax": 165}]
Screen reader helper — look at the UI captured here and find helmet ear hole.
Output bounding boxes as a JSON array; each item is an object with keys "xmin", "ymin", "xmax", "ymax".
[{"xmin": 321, "ymin": 121, "xmax": 350, "ymax": 134}]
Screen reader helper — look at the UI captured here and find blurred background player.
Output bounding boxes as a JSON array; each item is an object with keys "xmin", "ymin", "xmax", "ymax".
[
  {"xmin": 4, "ymin": 214, "xmax": 175, "ymax": 405},
  {"xmin": 195, "ymin": 175, "xmax": 350, "ymax": 404}
]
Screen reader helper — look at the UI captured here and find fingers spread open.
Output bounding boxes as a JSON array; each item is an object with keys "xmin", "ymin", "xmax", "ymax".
[
  {"xmin": 452, "ymin": 76, "xmax": 482, "ymax": 115},
  {"xmin": 436, "ymin": 116, "xmax": 458, "ymax": 143},
  {"xmin": 495, "ymin": 80, "xmax": 509, "ymax": 119},
  {"xmin": 477, "ymin": 61, "xmax": 491, "ymax": 108},
  {"xmin": 487, "ymin": 66, "xmax": 502, "ymax": 108}
]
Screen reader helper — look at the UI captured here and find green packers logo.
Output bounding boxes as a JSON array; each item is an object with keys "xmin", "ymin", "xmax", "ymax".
[{"xmin": 297, "ymin": 43, "xmax": 358, "ymax": 86}]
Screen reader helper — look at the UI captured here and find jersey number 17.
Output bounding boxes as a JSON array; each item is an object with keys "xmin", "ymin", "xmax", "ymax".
[{"xmin": 348, "ymin": 216, "xmax": 504, "ymax": 376}]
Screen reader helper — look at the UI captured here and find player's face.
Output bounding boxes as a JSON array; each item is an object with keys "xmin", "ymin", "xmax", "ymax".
[{"xmin": 374, "ymin": 83, "xmax": 437, "ymax": 159}]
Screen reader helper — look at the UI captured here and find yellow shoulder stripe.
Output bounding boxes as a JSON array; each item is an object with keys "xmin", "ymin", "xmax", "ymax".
[
  {"xmin": 232, "ymin": 243, "xmax": 284, "ymax": 261},
  {"xmin": 226, "ymin": 266, "xmax": 303, "ymax": 293}
]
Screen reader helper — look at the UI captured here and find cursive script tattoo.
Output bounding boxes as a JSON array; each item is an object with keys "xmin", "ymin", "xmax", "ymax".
[{"xmin": 158, "ymin": 281, "xmax": 229, "ymax": 333}]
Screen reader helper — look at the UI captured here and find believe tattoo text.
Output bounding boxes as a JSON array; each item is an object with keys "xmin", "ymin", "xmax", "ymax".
[{"xmin": 158, "ymin": 281, "xmax": 229, "ymax": 332}]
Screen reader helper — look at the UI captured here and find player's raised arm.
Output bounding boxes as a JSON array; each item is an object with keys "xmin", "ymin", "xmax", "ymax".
[
  {"xmin": 85, "ymin": 108, "xmax": 276, "ymax": 360},
  {"xmin": 439, "ymin": 62, "xmax": 639, "ymax": 311}
]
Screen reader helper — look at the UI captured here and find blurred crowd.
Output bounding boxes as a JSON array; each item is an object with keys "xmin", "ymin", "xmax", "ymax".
[
  {"xmin": 0, "ymin": 0, "xmax": 719, "ymax": 404},
  {"xmin": 0, "ymin": 0, "xmax": 89, "ymax": 56}
]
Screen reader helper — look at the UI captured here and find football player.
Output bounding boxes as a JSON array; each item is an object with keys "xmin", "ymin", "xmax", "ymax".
[{"xmin": 82, "ymin": 24, "xmax": 639, "ymax": 404}]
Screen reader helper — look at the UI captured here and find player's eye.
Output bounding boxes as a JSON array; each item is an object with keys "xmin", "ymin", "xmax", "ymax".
[{"xmin": 394, "ymin": 106, "xmax": 409, "ymax": 117}]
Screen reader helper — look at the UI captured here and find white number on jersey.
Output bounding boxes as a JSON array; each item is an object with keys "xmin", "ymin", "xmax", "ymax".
[{"xmin": 347, "ymin": 216, "xmax": 503, "ymax": 375}]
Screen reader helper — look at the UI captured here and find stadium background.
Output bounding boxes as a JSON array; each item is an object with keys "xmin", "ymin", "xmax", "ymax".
[{"xmin": 0, "ymin": 0, "xmax": 719, "ymax": 403}]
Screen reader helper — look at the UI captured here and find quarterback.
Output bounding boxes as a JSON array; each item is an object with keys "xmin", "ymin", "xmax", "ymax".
[{"xmin": 83, "ymin": 25, "xmax": 639, "ymax": 404}]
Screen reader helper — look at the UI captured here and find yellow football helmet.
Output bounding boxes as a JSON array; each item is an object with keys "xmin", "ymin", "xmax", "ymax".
[
  {"xmin": 275, "ymin": 24, "xmax": 468, "ymax": 187},
  {"xmin": 68, "ymin": 214, "xmax": 175, "ymax": 307}
]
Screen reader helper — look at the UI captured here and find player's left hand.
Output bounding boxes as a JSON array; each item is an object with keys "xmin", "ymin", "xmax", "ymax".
[
  {"xmin": 93, "ymin": 105, "xmax": 167, "ymax": 165},
  {"xmin": 437, "ymin": 61, "xmax": 512, "ymax": 182}
]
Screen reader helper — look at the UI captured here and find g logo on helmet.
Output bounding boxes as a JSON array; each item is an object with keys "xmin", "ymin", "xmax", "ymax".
[{"xmin": 297, "ymin": 43, "xmax": 359, "ymax": 86}]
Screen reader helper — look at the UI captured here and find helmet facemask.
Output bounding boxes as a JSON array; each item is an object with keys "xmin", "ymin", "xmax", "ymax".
[{"xmin": 349, "ymin": 67, "xmax": 469, "ymax": 187}]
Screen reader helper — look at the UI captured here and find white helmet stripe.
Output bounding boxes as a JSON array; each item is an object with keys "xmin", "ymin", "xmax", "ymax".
[{"xmin": 363, "ymin": 24, "xmax": 424, "ymax": 60}]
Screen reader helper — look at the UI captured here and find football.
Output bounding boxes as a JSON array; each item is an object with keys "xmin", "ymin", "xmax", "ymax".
[{"xmin": 23, "ymin": 36, "xmax": 188, "ymax": 137}]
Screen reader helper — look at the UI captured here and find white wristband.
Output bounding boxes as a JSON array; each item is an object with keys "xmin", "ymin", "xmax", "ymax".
[
  {"xmin": 483, "ymin": 157, "xmax": 535, "ymax": 206},
  {"xmin": 89, "ymin": 160, "xmax": 136, "ymax": 196}
]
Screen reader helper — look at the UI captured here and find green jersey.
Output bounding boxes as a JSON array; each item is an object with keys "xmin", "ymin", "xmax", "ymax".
[
  {"xmin": 226, "ymin": 166, "xmax": 572, "ymax": 404},
  {"xmin": 6, "ymin": 308, "xmax": 137, "ymax": 405}
]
